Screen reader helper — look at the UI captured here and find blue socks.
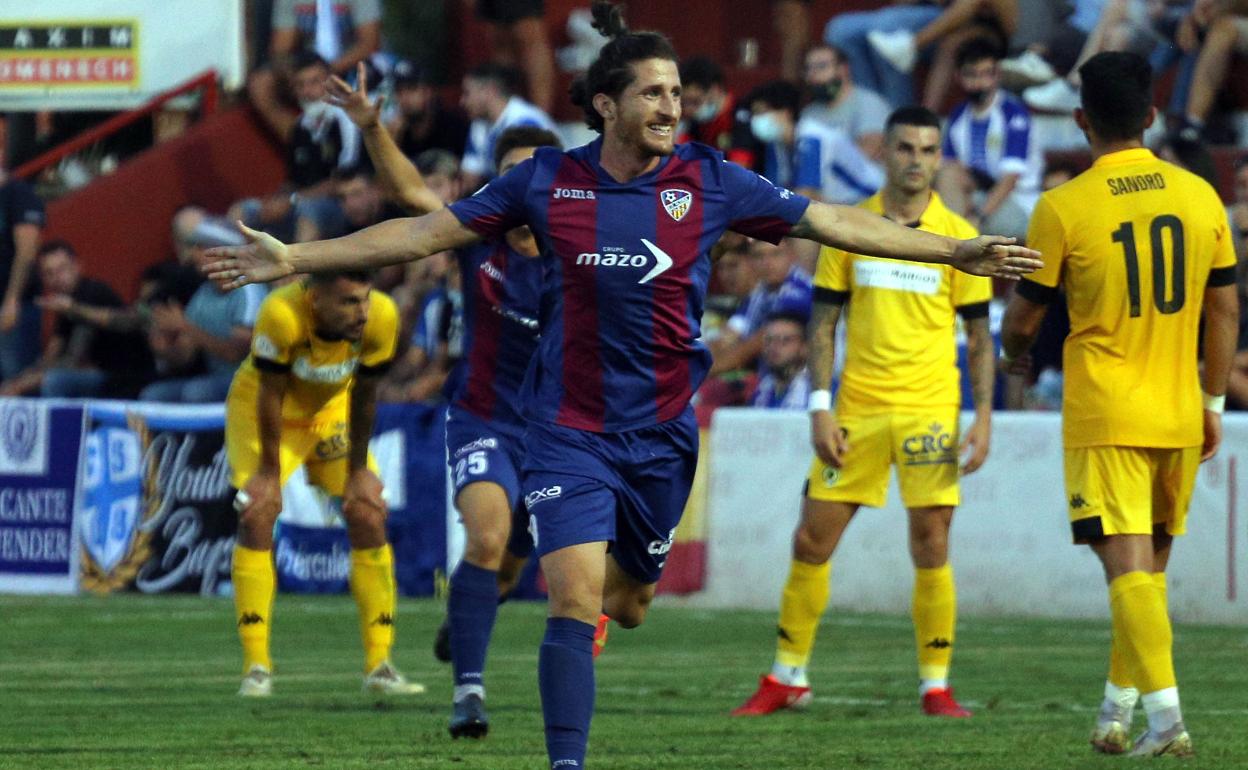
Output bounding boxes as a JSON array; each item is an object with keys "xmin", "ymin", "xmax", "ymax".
[
  {"xmin": 539, "ymin": 616, "xmax": 596, "ymax": 769},
  {"xmin": 448, "ymin": 560, "xmax": 500, "ymax": 699}
]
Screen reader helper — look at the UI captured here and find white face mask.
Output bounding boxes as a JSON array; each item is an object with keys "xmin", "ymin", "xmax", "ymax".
[
  {"xmin": 693, "ymin": 98, "xmax": 721, "ymax": 123},
  {"xmin": 301, "ymin": 100, "xmax": 330, "ymax": 121},
  {"xmin": 750, "ymin": 113, "xmax": 785, "ymax": 144}
]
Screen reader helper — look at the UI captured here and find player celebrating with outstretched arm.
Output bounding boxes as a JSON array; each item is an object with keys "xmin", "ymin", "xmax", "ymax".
[
  {"xmin": 228, "ymin": 270, "xmax": 424, "ymax": 698},
  {"xmin": 1001, "ymin": 52, "xmax": 1239, "ymax": 757},
  {"xmin": 733, "ymin": 106, "xmax": 994, "ymax": 721},
  {"xmin": 326, "ymin": 64, "xmax": 607, "ymax": 739},
  {"xmin": 206, "ymin": 3, "xmax": 1040, "ymax": 766}
]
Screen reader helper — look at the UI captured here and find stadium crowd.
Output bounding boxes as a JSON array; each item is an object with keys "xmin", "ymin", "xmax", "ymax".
[{"xmin": 3, "ymin": 0, "xmax": 1248, "ymax": 412}]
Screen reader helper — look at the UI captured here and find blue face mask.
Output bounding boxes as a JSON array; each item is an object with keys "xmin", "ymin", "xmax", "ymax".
[{"xmin": 750, "ymin": 113, "xmax": 785, "ymax": 144}]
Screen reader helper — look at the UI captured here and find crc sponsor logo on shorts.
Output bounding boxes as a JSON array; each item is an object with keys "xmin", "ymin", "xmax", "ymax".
[
  {"xmin": 454, "ymin": 437, "xmax": 498, "ymax": 458},
  {"xmin": 901, "ymin": 422, "xmax": 957, "ymax": 466},
  {"xmin": 524, "ymin": 485, "xmax": 562, "ymax": 510}
]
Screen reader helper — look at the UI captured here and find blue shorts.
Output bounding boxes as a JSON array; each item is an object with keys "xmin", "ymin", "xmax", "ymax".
[
  {"xmin": 446, "ymin": 406, "xmax": 533, "ymax": 558},
  {"xmin": 521, "ymin": 409, "xmax": 699, "ymax": 584}
]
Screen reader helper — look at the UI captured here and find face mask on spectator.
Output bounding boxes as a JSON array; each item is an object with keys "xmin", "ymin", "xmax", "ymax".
[
  {"xmin": 964, "ymin": 89, "xmax": 990, "ymax": 107},
  {"xmin": 807, "ymin": 79, "xmax": 842, "ymax": 104},
  {"xmin": 301, "ymin": 99, "xmax": 331, "ymax": 121},
  {"xmin": 750, "ymin": 113, "xmax": 784, "ymax": 144},
  {"xmin": 693, "ymin": 98, "xmax": 721, "ymax": 123}
]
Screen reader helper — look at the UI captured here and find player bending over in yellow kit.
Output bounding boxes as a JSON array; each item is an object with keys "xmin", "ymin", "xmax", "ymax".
[
  {"xmin": 734, "ymin": 106, "xmax": 994, "ymax": 719},
  {"xmin": 227, "ymin": 271, "xmax": 425, "ymax": 697},
  {"xmin": 1002, "ymin": 52, "xmax": 1238, "ymax": 756}
]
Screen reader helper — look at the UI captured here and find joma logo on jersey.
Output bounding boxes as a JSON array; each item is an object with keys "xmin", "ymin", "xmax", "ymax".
[
  {"xmin": 902, "ymin": 422, "xmax": 956, "ymax": 465},
  {"xmin": 454, "ymin": 437, "xmax": 498, "ymax": 457},
  {"xmin": 553, "ymin": 187, "xmax": 595, "ymax": 200},
  {"xmin": 525, "ymin": 485, "xmax": 563, "ymax": 509},
  {"xmin": 575, "ymin": 239, "xmax": 673, "ymax": 284}
]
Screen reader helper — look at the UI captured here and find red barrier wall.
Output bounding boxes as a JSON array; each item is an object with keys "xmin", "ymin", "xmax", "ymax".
[{"xmin": 42, "ymin": 106, "xmax": 286, "ymax": 301}]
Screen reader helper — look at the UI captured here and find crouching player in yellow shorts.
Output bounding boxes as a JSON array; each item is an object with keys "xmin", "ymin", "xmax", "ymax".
[
  {"xmin": 734, "ymin": 106, "xmax": 994, "ymax": 719},
  {"xmin": 227, "ymin": 270, "xmax": 424, "ymax": 698},
  {"xmin": 1002, "ymin": 52, "xmax": 1238, "ymax": 756}
]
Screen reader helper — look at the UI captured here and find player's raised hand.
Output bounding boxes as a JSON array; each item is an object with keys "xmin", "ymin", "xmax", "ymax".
[
  {"xmin": 810, "ymin": 410, "xmax": 850, "ymax": 468},
  {"xmin": 959, "ymin": 415, "xmax": 991, "ymax": 475},
  {"xmin": 326, "ymin": 61, "xmax": 383, "ymax": 129},
  {"xmin": 1200, "ymin": 409, "xmax": 1222, "ymax": 462},
  {"xmin": 343, "ymin": 468, "xmax": 387, "ymax": 523},
  {"xmin": 952, "ymin": 236, "xmax": 1042, "ymax": 280},
  {"xmin": 203, "ymin": 222, "xmax": 295, "ymax": 290}
]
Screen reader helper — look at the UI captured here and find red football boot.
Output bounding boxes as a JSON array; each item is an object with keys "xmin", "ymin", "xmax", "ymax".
[
  {"xmin": 731, "ymin": 674, "xmax": 813, "ymax": 716},
  {"xmin": 922, "ymin": 687, "xmax": 972, "ymax": 717}
]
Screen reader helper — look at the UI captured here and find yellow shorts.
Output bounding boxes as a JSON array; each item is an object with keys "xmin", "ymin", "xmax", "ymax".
[
  {"xmin": 1064, "ymin": 445, "xmax": 1199, "ymax": 543},
  {"xmin": 805, "ymin": 411, "xmax": 960, "ymax": 509},
  {"xmin": 225, "ymin": 399, "xmax": 376, "ymax": 497}
]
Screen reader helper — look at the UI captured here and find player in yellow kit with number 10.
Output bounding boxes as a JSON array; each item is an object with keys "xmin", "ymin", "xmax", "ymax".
[
  {"xmin": 1002, "ymin": 52, "xmax": 1239, "ymax": 756},
  {"xmin": 226, "ymin": 269, "xmax": 424, "ymax": 698}
]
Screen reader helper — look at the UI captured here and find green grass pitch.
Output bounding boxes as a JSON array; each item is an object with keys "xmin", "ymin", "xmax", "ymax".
[{"xmin": 1, "ymin": 594, "xmax": 1245, "ymax": 769}]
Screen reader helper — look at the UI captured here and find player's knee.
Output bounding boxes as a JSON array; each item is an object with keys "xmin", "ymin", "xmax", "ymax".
[
  {"xmin": 909, "ymin": 529, "xmax": 949, "ymax": 567},
  {"xmin": 605, "ymin": 593, "xmax": 650, "ymax": 629},
  {"xmin": 793, "ymin": 523, "xmax": 835, "ymax": 564},
  {"xmin": 463, "ymin": 528, "xmax": 509, "ymax": 569}
]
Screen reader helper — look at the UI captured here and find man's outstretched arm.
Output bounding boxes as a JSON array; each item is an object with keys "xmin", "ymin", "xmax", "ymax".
[
  {"xmin": 789, "ymin": 200, "xmax": 1042, "ymax": 279},
  {"xmin": 204, "ymin": 209, "xmax": 482, "ymax": 289}
]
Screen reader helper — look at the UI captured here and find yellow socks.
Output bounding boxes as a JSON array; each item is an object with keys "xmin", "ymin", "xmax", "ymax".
[
  {"xmin": 774, "ymin": 558, "xmax": 832, "ymax": 673},
  {"xmin": 913, "ymin": 564, "xmax": 956, "ymax": 685},
  {"xmin": 233, "ymin": 545, "xmax": 276, "ymax": 674},
  {"xmin": 350, "ymin": 545, "xmax": 397, "ymax": 672},
  {"xmin": 1108, "ymin": 571, "xmax": 1176, "ymax": 695},
  {"xmin": 1107, "ymin": 572, "xmax": 1167, "ymax": 689}
]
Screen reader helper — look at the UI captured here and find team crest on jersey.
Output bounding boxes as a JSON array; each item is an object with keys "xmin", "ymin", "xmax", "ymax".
[{"xmin": 660, "ymin": 189, "xmax": 692, "ymax": 222}]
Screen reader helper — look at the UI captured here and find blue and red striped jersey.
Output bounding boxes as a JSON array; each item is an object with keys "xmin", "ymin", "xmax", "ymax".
[
  {"xmin": 449, "ymin": 239, "xmax": 542, "ymax": 436},
  {"xmin": 448, "ymin": 138, "xmax": 811, "ymax": 432}
]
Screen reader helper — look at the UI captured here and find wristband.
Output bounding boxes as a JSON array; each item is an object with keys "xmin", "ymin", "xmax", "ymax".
[
  {"xmin": 233, "ymin": 489, "xmax": 252, "ymax": 513},
  {"xmin": 808, "ymin": 389, "xmax": 832, "ymax": 413},
  {"xmin": 1203, "ymin": 392, "xmax": 1226, "ymax": 414}
]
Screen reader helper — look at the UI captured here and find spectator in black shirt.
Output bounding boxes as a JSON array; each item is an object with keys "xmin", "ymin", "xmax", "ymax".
[
  {"xmin": 0, "ymin": 138, "xmax": 45, "ymax": 382},
  {"xmin": 389, "ymin": 59, "xmax": 470, "ymax": 161},
  {"xmin": 0, "ymin": 241, "xmax": 153, "ymax": 398}
]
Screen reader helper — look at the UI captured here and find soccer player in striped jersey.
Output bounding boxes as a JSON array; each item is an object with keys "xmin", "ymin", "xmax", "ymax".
[
  {"xmin": 327, "ymin": 67, "xmax": 605, "ymax": 739},
  {"xmin": 732, "ymin": 106, "xmax": 993, "ymax": 720},
  {"xmin": 1001, "ymin": 52, "xmax": 1239, "ymax": 757},
  {"xmin": 206, "ymin": 4, "xmax": 1041, "ymax": 766}
]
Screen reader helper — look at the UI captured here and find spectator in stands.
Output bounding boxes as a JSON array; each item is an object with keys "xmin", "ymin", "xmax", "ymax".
[
  {"xmin": 800, "ymin": 44, "xmax": 891, "ymax": 161},
  {"xmin": 868, "ymin": 0, "xmax": 1019, "ymax": 112},
  {"xmin": 380, "ymin": 266, "xmax": 460, "ymax": 403},
  {"xmin": 710, "ymin": 237, "xmax": 812, "ymax": 376},
  {"xmin": 1022, "ymin": 0, "xmax": 1188, "ymax": 114},
  {"xmin": 459, "ymin": 63, "xmax": 556, "ymax": 187},
  {"xmin": 241, "ymin": 53, "xmax": 363, "ymax": 242},
  {"xmin": 139, "ymin": 227, "xmax": 266, "ymax": 403},
  {"xmin": 1178, "ymin": 1, "xmax": 1248, "ymax": 141},
  {"xmin": 247, "ymin": 0, "xmax": 383, "ymax": 142},
  {"xmin": 1223, "ymin": 156, "xmax": 1248, "ymax": 409},
  {"xmin": 0, "ymin": 241, "xmax": 153, "ymax": 398},
  {"xmin": 1155, "ymin": 131, "xmax": 1219, "ymax": 187},
  {"xmin": 0, "ymin": 133, "xmax": 44, "ymax": 382},
  {"xmin": 750, "ymin": 311, "xmax": 812, "ymax": 409},
  {"xmin": 474, "ymin": 0, "xmax": 557, "ymax": 114},
  {"xmin": 827, "ymin": 1, "xmax": 1015, "ymax": 109},
  {"xmin": 774, "ymin": 0, "xmax": 812, "ymax": 81},
  {"xmin": 746, "ymin": 80, "xmax": 883, "ymax": 206},
  {"xmin": 936, "ymin": 38, "xmax": 1041, "ymax": 242},
  {"xmin": 678, "ymin": 56, "xmax": 758, "ymax": 168},
  {"xmin": 387, "ymin": 59, "xmax": 470, "ymax": 161}
]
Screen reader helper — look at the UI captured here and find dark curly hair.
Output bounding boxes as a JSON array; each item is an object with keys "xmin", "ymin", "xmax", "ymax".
[{"xmin": 569, "ymin": 1, "xmax": 679, "ymax": 133}]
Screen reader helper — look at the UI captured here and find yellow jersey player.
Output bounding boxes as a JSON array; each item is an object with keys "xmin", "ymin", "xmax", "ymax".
[
  {"xmin": 227, "ymin": 272, "xmax": 425, "ymax": 698},
  {"xmin": 733, "ymin": 106, "xmax": 995, "ymax": 719},
  {"xmin": 1002, "ymin": 52, "xmax": 1238, "ymax": 756}
]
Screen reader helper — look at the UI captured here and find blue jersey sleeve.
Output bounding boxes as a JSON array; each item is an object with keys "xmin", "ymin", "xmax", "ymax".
[
  {"xmin": 722, "ymin": 161, "xmax": 811, "ymax": 244},
  {"xmin": 448, "ymin": 157, "xmax": 536, "ymax": 239}
]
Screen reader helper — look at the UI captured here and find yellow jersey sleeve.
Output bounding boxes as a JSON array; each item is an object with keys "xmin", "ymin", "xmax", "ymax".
[
  {"xmin": 360, "ymin": 291, "xmax": 399, "ymax": 371},
  {"xmin": 813, "ymin": 245, "xmax": 851, "ymax": 293},
  {"xmin": 250, "ymin": 293, "xmax": 303, "ymax": 367},
  {"xmin": 1022, "ymin": 194, "xmax": 1066, "ymax": 290}
]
